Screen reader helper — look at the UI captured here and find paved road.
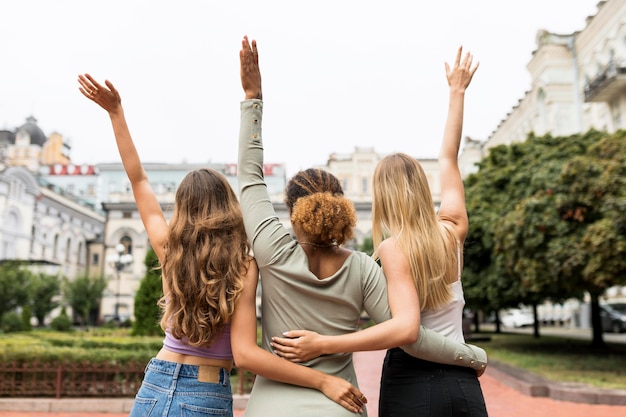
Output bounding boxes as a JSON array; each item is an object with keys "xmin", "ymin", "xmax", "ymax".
[
  {"xmin": 482, "ymin": 323, "xmax": 626, "ymax": 344},
  {"xmin": 1, "ymin": 348, "xmax": 625, "ymax": 417}
]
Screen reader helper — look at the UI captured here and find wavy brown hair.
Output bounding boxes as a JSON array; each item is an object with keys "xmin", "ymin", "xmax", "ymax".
[
  {"xmin": 158, "ymin": 169, "xmax": 250, "ymax": 347},
  {"xmin": 286, "ymin": 168, "xmax": 356, "ymax": 245}
]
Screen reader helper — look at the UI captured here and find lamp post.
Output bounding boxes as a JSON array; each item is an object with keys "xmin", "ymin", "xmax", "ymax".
[{"xmin": 107, "ymin": 243, "xmax": 133, "ymax": 322}]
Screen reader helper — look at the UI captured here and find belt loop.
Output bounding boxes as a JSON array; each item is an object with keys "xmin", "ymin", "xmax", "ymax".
[{"xmin": 173, "ymin": 363, "xmax": 182, "ymax": 380}]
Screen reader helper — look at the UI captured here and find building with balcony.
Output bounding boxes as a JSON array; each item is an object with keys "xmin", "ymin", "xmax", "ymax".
[{"xmin": 469, "ymin": 0, "xmax": 626, "ymax": 158}]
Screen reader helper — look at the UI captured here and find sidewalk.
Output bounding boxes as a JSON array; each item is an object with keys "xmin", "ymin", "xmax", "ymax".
[{"xmin": 1, "ymin": 349, "xmax": 625, "ymax": 417}]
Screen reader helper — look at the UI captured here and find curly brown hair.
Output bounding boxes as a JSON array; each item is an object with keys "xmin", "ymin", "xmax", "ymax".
[
  {"xmin": 286, "ymin": 168, "xmax": 356, "ymax": 245},
  {"xmin": 158, "ymin": 169, "xmax": 250, "ymax": 347}
]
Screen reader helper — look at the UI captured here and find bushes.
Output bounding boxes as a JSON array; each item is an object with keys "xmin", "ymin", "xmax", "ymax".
[
  {"xmin": 1, "ymin": 312, "xmax": 23, "ymax": 333},
  {"xmin": 50, "ymin": 314, "xmax": 73, "ymax": 332},
  {"xmin": 0, "ymin": 329, "xmax": 252, "ymax": 397},
  {"xmin": 0, "ymin": 329, "xmax": 160, "ymax": 364}
]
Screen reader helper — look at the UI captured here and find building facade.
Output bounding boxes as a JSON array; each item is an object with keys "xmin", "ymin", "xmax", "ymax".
[
  {"xmin": 472, "ymin": 0, "xmax": 626, "ymax": 155},
  {"xmin": 459, "ymin": 0, "xmax": 626, "ymax": 305}
]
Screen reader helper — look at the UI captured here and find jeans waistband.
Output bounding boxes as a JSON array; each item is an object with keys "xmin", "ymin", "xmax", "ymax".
[{"xmin": 146, "ymin": 358, "xmax": 229, "ymax": 383}]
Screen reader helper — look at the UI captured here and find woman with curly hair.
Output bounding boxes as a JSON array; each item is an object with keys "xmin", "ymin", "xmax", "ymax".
[{"xmin": 233, "ymin": 36, "xmax": 487, "ymax": 417}]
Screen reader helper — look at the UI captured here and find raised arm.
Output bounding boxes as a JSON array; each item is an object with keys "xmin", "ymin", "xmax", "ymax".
[
  {"xmin": 77, "ymin": 75, "xmax": 167, "ymax": 264},
  {"xmin": 235, "ymin": 35, "xmax": 367, "ymax": 413},
  {"xmin": 437, "ymin": 46, "xmax": 478, "ymax": 244}
]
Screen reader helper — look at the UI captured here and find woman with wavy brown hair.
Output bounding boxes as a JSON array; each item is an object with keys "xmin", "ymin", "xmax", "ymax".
[{"xmin": 77, "ymin": 74, "xmax": 252, "ymax": 417}]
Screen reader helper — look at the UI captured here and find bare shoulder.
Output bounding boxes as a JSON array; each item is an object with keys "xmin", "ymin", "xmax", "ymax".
[{"xmin": 377, "ymin": 237, "xmax": 406, "ymax": 265}]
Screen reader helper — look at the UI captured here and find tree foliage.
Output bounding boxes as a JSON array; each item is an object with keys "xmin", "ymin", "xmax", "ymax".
[
  {"xmin": 358, "ymin": 237, "xmax": 374, "ymax": 256},
  {"xmin": 29, "ymin": 273, "xmax": 62, "ymax": 327},
  {"xmin": 0, "ymin": 261, "xmax": 33, "ymax": 324},
  {"xmin": 131, "ymin": 248, "xmax": 164, "ymax": 336},
  {"xmin": 464, "ymin": 130, "xmax": 626, "ymax": 345},
  {"xmin": 63, "ymin": 274, "xmax": 108, "ymax": 327}
]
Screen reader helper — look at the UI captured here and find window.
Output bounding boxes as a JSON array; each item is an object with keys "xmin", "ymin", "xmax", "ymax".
[
  {"xmin": 65, "ymin": 239, "xmax": 71, "ymax": 262},
  {"xmin": 77, "ymin": 242, "xmax": 85, "ymax": 265},
  {"xmin": 53, "ymin": 235, "xmax": 60, "ymax": 259},
  {"xmin": 120, "ymin": 236, "xmax": 133, "ymax": 255},
  {"xmin": 30, "ymin": 225, "xmax": 35, "ymax": 254}
]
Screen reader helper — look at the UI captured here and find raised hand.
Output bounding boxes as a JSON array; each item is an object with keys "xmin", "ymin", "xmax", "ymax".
[
  {"xmin": 240, "ymin": 35, "xmax": 262, "ymax": 100},
  {"xmin": 445, "ymin": 46, "xmax": 479, "ymax": 92},
  {"xmin": 77, "ymin": 74, "xmax": 122, "ymax": 115}
]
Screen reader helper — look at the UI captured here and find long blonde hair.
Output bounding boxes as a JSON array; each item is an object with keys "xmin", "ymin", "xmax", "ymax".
[
  {"xmin": 158, "ymin": 169, "xmax": 249, "ymax": 347},
  {"xmin": 372, "ymin": 153, "xmax": 458, "ymax": 311}
]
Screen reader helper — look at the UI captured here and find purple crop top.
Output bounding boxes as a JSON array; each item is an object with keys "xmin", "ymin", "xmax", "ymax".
[{"xmin": 162, "ymin": 324, "xmax": 232, "ymax": 360}]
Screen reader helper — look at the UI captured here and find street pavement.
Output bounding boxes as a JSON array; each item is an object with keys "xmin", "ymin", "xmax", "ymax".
[{"xmin": 1, "ymin": 339, "xmax": 625, "ymax": 417}]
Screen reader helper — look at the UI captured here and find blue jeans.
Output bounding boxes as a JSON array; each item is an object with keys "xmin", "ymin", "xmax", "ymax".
[
  {"xmin": 129, "ymin": 358, "xmax": 233, "ymax": 417},
  {"xmin": 379, "ymin": 348, "xmax": 488, "ymax": 417}
]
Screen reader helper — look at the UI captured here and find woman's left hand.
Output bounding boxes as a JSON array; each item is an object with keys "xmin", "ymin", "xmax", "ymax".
[{"xmin": 271, "ymin": 330, "xmax": 326, "ymax": 362}]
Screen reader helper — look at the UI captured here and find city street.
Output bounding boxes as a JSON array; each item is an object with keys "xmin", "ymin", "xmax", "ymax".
[{"xmin": 484, "ymin": 323, "xmax": 626, "ymax": 344}]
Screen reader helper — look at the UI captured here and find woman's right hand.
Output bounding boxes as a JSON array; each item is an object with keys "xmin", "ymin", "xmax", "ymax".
[{"xmin": 319, "ymin": 374, "xmax": 367, "ymax": 414}]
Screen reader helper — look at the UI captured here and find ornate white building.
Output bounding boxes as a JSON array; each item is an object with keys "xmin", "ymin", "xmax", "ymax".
[{"xmin": 464, "ymin": 0, "xmax": 626, "ymax": 159}]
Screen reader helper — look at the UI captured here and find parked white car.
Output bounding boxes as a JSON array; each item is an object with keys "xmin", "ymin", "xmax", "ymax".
[{"xmin": 500, "ymin": 308, "xmax": 534, "ymax": 328}]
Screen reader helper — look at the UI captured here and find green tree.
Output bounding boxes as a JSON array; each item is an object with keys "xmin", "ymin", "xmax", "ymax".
[
  {"xmin": 0, "ymin": 261, "xmax": 33, "ymax": 323},
  {"xmin": 132, "ymin": 248, "xmax": 164, "ymax": 336},
  {"xmin": 29, "ymin": 273, "xmax": 61, "ymax": 327},
  {"xmin": 466, "ymin": 130, "xmax": 626, "ymax": 345},
  {"xmin": 549, "ymin": 131, "xmax": 626, "ymax": 347},
  {"xmin": 63, "ymin": 274, "xmax": 108, "ymax": 327},
  {"xmin": 464, "ymin": 144, "xmax": 538, "ymax": 328},
  {"xmin": 358, "ymin": 237, "xmax": 374, "ymax": 256}
]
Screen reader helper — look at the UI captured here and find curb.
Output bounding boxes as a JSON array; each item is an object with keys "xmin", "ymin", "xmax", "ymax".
[{"xmin": 488, "ymin": 360, "xmax": 626, "ymax": 406}]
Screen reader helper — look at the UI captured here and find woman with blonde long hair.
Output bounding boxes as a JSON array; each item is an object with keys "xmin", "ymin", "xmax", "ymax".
[{"xmin": 373, "ymin": 47, "xmax": 488, "ymax": 417}]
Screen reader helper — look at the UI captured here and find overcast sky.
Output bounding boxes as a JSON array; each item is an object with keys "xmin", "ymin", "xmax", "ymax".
[{"xmin": 1, "ymin": 0, "xmax": 600, "ymax": 177}]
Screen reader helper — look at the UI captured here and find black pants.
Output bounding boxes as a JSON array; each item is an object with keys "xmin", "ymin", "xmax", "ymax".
[{"xmin": 379, "ymin": 348, "xmax": 489, "ymax": 417}]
